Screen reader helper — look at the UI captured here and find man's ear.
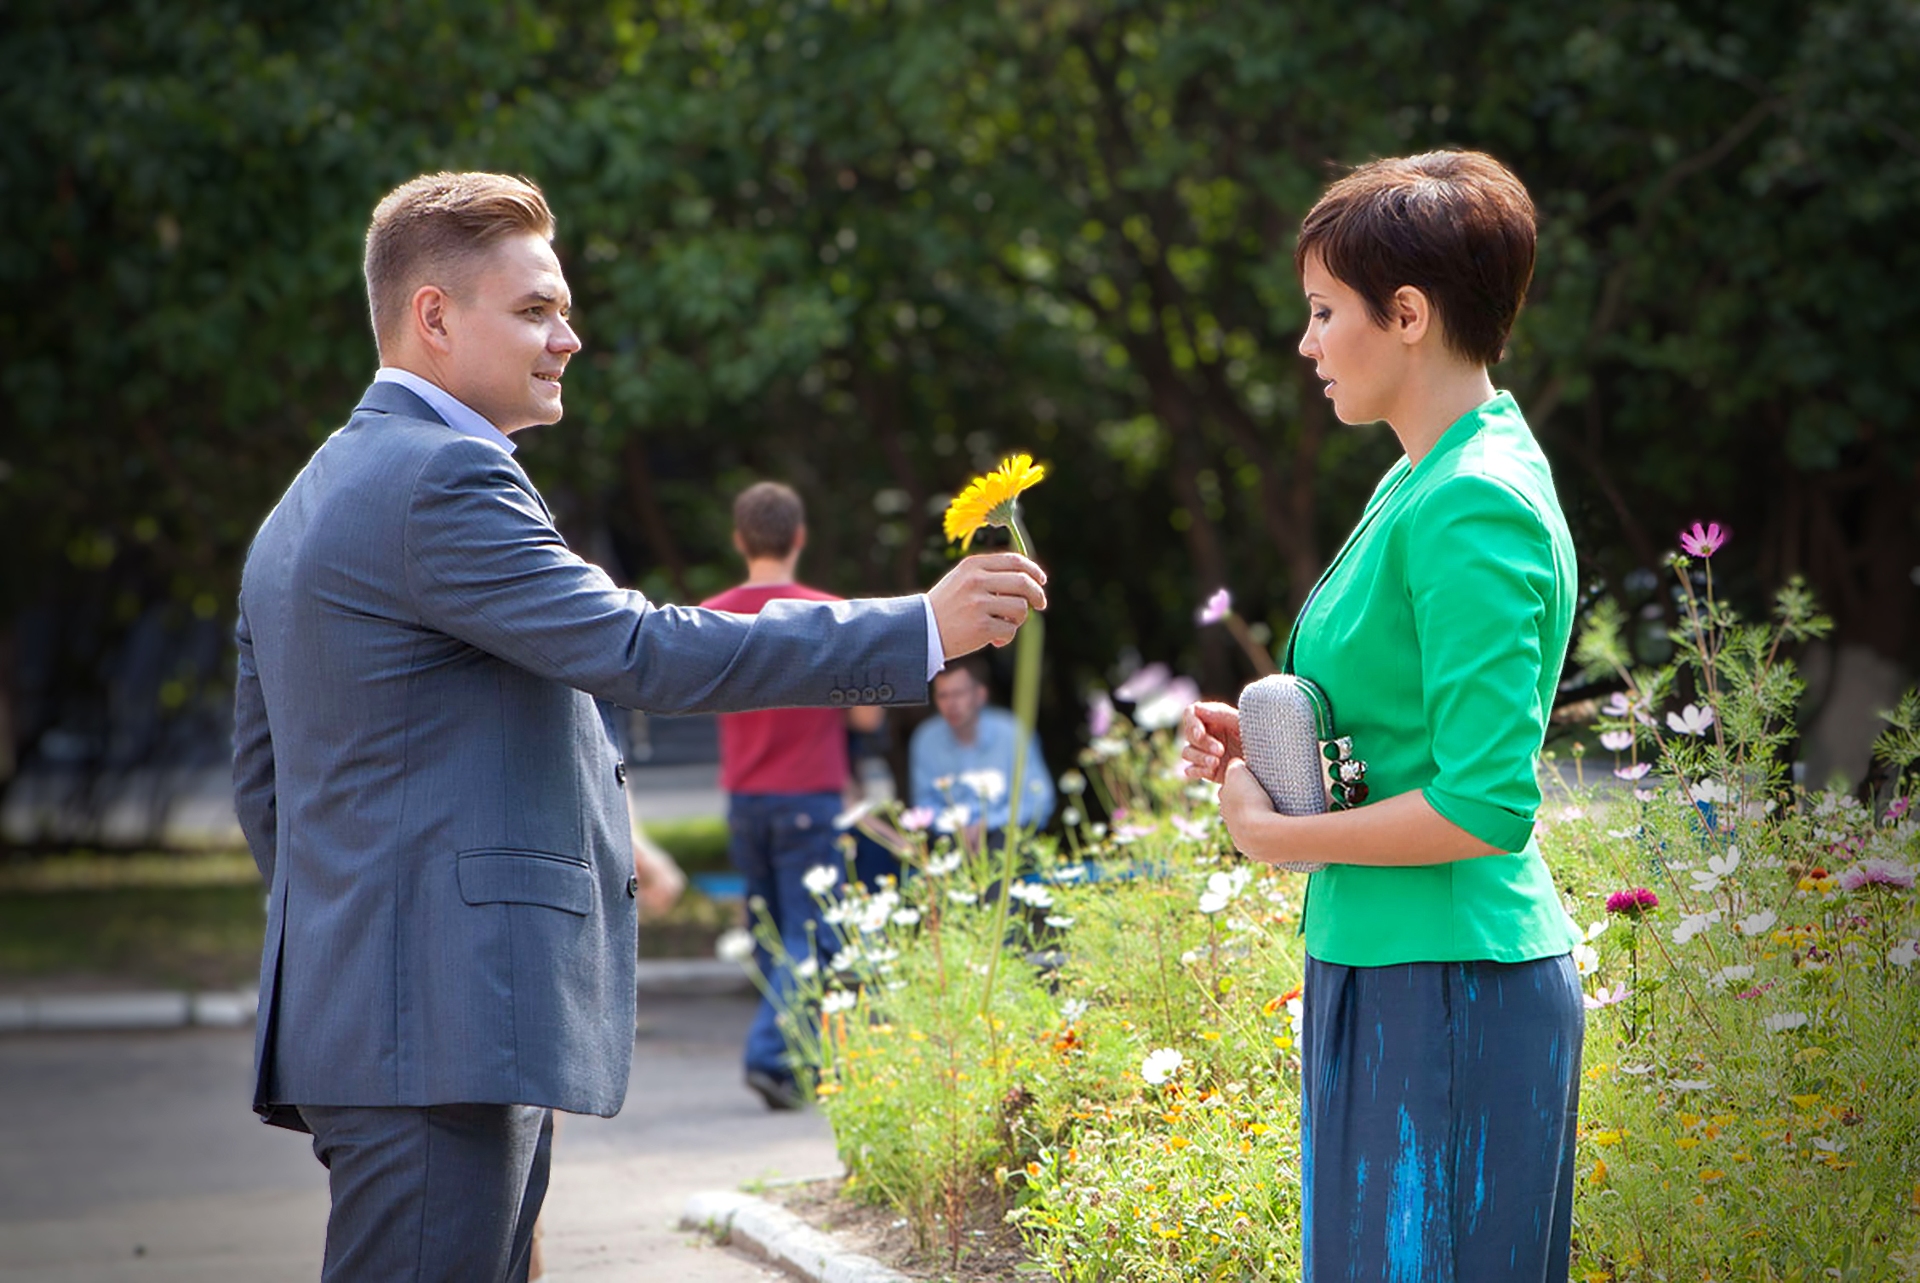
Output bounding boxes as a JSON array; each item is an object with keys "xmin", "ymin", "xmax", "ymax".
[
  {"xmin": 1392, "ymin": 285, "xmax": 1433, "ymax": 347},
  {"xmin": 792, "ymin": 524, "xmax": 808, "ymax": 555},
  {"xmin": 731, "ymin": 530, "xmax": 749, "ymax": 560},
  {"xmin": 412, "ymin": 284, "xmax": 455, "ymax": 354}
]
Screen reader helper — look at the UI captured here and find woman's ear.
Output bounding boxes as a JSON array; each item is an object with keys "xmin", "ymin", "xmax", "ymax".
[{"xmin": 1392, "ymin": 285, "xmax": 1433, "ymax": 347}]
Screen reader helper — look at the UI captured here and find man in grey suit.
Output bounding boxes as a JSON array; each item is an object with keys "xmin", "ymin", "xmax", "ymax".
[{"xmin": 232, "ymin": 172, "xmax": 1046, "ymax": 1283}]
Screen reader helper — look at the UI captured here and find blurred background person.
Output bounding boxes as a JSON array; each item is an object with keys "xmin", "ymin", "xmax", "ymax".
[
  {"xmin": 702, "ymin": 481, "xmax": 885, "ymax": 1111},
  {"xmin": 909, "ymin": 655, "xmax": 1054, "ymax": 851}
]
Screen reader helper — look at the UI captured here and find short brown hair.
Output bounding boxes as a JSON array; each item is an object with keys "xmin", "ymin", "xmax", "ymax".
[
  {"xmin": 733, "ymin": 481, "xmax": 805, "ymax": 558},
  {"xmin": 933, "ymin": 653, "xmax": 991, "ymax": 693},
  {"xmin": 364, "ymin": 172, "xmax": 555, "ymax": 353},
  {"xmin": 1294, "ymin": 150, "xmax": 1536, "ymax": 367}
]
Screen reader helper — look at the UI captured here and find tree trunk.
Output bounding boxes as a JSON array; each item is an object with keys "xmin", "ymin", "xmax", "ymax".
[{"xmin": 620, "ymin": 437, "xmax": 691, "ymax": 601}]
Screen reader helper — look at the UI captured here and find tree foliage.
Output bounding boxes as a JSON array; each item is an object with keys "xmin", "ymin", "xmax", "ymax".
[{"xmin": 3, "ymin": 0, "xmax": 1916, "ymax": 790}]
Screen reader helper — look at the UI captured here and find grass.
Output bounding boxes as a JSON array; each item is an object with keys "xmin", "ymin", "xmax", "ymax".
[
  {"xmin": 641, "ymin": 816, "xmax": 730, "ymax": 873},
  {"xmin": 0, "ymin": 823, "xmax": 741, "ymax": 990}
]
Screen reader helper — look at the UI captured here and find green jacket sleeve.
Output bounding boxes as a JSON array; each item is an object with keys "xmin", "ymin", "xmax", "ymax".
[{"xmin": 1404, "ymin": 474, "xmax": 1553, "ymax": 852}]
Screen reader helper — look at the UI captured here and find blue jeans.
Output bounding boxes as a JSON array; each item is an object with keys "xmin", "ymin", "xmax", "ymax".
[{"xmin": 728, "ymin": 792, "xmax": 845, "ymax": 1080}]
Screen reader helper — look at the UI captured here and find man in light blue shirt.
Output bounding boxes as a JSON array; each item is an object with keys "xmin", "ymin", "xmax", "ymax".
[{"xmin": 909, "ymin": 655, "xmax": 1054, "ymax": 846}]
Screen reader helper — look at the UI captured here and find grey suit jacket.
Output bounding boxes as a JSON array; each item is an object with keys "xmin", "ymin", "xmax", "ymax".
[{"xmin": 233, "ymin": 381, "xmax": 925, "ymax": 1129}]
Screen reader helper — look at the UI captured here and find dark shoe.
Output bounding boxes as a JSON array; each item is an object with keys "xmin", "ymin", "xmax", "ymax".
[{"xmin": 745, "ymin": 1069, "xmax": 804, "ymax": 1112}]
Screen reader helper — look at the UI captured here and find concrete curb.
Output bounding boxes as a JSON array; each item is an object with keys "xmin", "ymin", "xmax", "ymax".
[
  {"xmin": 635, "ymin": 957, "xmax": 754, "ymax": 996},
  {"xmin": 681, "ymin": 1189, "xmax": 912, "ymax": 1283},
  {"xmin": 0, "ymin": 988, "xmax": 255, "ymax": 1033},
  {"xmin": 0, "ymin": 959, "xmax": 752, "ymax": 1033}
]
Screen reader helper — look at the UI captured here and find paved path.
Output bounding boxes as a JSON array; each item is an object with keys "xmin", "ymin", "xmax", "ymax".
[{"xmin": 0, "ymin": 993, "xmax": 834, "ymax": 1281}]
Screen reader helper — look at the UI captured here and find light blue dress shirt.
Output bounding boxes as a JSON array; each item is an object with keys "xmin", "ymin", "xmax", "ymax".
[
  {"xmin": 374, "ymin": 367, "xmax": 516, "ymax": 453},
  {"xmin": 909, "ymin": 707, "xmax": 1054, "ymax": 831}
]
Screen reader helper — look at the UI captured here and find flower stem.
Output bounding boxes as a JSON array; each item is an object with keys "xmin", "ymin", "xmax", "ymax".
[{"xmin": 977, "ymin": 511, "xmax": 1043, "ymax": 1052}]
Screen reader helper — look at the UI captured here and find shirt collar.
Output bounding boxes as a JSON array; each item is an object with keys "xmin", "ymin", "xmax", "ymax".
[{"xmin": 373, "ymin": 367, "xmax": 516, "ymax": 454}]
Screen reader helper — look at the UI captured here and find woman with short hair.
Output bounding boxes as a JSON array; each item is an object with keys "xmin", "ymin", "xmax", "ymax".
[{"xmin": 1183, "ymin": 150, "xmax": 1585, "ymax": 1281}]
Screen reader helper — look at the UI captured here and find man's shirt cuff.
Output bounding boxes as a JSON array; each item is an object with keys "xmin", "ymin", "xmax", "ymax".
[{"xmin": 921, "ymin": 595, "xmax": 944, "ymax": 681}]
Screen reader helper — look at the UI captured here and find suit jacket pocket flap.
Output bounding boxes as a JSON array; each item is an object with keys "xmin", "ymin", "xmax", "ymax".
[{"xmin": 457, "ymin": 850, "xmax": 594, "ymax": 916}]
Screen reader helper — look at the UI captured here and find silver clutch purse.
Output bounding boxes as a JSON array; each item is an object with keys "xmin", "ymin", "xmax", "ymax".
[{"xmin": 1237, "ymin": 674, "xmax": 1367, "ymax": 874}]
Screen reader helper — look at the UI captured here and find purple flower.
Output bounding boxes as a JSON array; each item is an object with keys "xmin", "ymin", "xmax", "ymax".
[
  {"xmin": 1679, "ymin": 521, "xmax": 1728, "ymax": 558},
  {"xmin": 1603, "ymin": 690, "xmax": 1657, "ymax": 728},
  {"xmin": 1115, "ymin": 662, "xmax": 1172, "ymax": 703},
  {"xmin": 1888, "ymin": 798, "xmax": 1912, "ymax": 824},
  {"xmin": 1666, "ymin": 703, "xmax": 1716, "ymax": 737},
  {"xmin": 1837, "ymin": 859, "xmax": 1916, "ymax": 892},
  {"xmin": 1606, "ymin": 887, "xmax": 1659, "ymax": 919},
  {"xmin": 899, "ymin": 806, "xmax": 935, "ymax": 832},
  {"xmin": 1087, "ymin": 691, "xmax": 1114, "ymax": 737},
  {"xmin": 1134, "ymin": 676, "xmax": 1202, "ymax": 731},
  {"xmin": 1195, "ymin": 588, "xmax": 1233, "ymax": 626},
  {"xmin": 1584, "ymin": 983, "xmax": 1631, "ymax": 1011},
  {"xmin": 1614, "ymin": 762, "xmax": 1651, "ymax": 782}
]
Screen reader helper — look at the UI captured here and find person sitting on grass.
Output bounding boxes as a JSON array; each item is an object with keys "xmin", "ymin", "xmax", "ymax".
[{"xmin": 909, "ymin": 654, "xmax": 1054, "ymax": 852}]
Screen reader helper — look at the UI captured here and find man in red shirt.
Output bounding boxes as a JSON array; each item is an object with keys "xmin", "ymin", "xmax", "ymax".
[{"xmin": 702, "ymin": 482, "xmax": 881, "ymax": 1110}]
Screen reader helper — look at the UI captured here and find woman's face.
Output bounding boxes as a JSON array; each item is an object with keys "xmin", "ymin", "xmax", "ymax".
[{"xmin": 1297, "ymin": 254, "xmax": 1407, "ymax": 426}]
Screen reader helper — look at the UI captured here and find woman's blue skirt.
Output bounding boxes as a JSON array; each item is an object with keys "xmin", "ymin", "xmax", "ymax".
[{"xmin": 1300, "ymin": 953, "xmax": 1584, "ymax": 1283}]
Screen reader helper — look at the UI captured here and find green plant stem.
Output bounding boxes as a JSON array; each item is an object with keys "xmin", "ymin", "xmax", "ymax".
[
  {"xmin": 1222, "ymin": 612, "xmax": 1277, "ymax": 677},
  {"xmin": 977, "ymin": 512, "xmax": 1043, "ymax": 1054}
]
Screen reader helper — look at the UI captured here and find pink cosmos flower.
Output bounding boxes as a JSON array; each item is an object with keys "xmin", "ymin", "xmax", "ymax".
[
  {"xmin": 898, "ymin": 807, "xmax": 936, "ymax": 832},
  {"xmin": 1599, "ymin": 730, "xmax": 1634, "ymax": 752},
  {"xmin": 1087, "ymin": 691, "xmax": 1114, "ymax": 737},
  {"xmin": 1837, "ymin": 859, "xmax": 1916, "ymax": 892},
  {"xmin": 1584, "ymin": 983, "xmax": 1632, "ymax": 1010},
  {"xmin": 1195, "ymin": 588, "xmax": 1233, "ymax": 626},
  {"xmin": 1888, "ymin": 798, "xmax": 1912, "ymax": 824},
  {"xmin": 1605, "ymin": 887, "xmax": 1659, "ymax": 919},
  {"xmin": 1171, "ymin": 815, "xmax": 1213, "ymax": 841},
  {"xmin": 1679, "ymin": 522, "xmax": 1728, "ymax": 558},
  {"xmin": 1614, "ymin": 762, "xmax": 1651, "ymax": 782},
  {"xmin": 1604, "ymin": 690, "xmax": 1657, "ymax": 728},
  {"xmin": 1115, "ymin": 662, "xmax": 1172, "ymax": 703},
  {"xmin": 1667, "ymin": 703, "xmax": 1716, "ymax": 737}
]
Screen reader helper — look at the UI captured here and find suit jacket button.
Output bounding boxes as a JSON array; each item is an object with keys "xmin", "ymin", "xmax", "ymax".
[
  {"xmin": 828, "ymin": 689, "xmax": 846, "ymax": 706},
  {"xmin": 877, "ymin": 683, "xmax": 894, "ymax": 701},
  {"xmin": 615, "ymin": 762, "xmax": 628, "ymax": 785},
  {"xmin": 861, "ymin": 685, "xmax": 878, "ymax": 703},
  {"xmin": 627, "ymin": 874, "xmax": 639, "ymax": 898}
]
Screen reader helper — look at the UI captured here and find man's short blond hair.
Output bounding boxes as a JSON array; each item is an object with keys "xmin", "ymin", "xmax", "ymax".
[{"xmin": 363, "ymin": 172, "xmax": 555, "ymax": 354}]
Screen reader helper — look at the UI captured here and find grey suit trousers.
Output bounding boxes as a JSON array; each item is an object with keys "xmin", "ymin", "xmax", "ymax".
[{"xmin": 299, "ymin": 1103, "xmax": 553, "ymax": 1283}]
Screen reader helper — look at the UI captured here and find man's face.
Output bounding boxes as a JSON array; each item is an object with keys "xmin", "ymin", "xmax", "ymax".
[
  {"xmin": 933, "ymin": 670, "xmax": 988, "ymax": 734},
  {"xmin": 439, "ymin": 231, "xmax": 580, "ymax": 433}
]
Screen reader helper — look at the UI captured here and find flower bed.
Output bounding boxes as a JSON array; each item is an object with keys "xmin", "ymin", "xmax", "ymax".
[{"xmin": 762, "ymin": 545, "xmax": 1920, "ymax": 1281}]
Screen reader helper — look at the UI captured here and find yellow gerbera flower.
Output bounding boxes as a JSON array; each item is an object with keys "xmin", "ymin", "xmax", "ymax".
[{"xmin": 943, "ymin": 453, "xmax": 1047, "ymax": 549}]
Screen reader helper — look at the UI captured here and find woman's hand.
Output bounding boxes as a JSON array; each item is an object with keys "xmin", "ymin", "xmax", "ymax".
[
  {"xmin": 1218, "ymin": 758, "xmax": 1279, "ymax": 855},
  {"xmin": 1180, "ymin": 701, "xmax": 1243, "ymax": 784}
]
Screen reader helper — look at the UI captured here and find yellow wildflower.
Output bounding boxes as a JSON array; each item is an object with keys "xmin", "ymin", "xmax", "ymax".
[{"xmin": 943, "ymin": 453, "xmax": 1047, "ymax": 548}]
